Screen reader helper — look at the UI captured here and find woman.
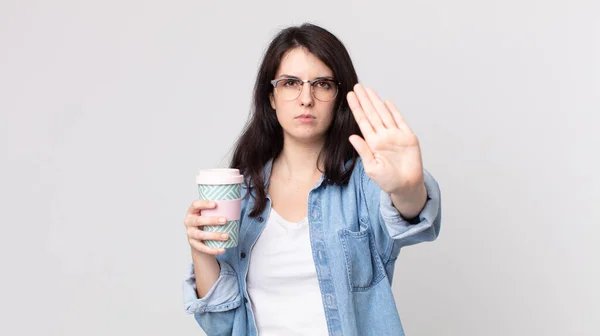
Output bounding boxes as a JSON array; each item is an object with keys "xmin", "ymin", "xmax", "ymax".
[{"xmin": 183, "ymin": 23, "xmax": 441, "ymax": 336}]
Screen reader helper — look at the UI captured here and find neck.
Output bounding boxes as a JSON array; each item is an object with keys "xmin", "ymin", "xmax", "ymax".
[{"xmin": 273, "ymin": 136, "xmax": 325, "ymax": 180}]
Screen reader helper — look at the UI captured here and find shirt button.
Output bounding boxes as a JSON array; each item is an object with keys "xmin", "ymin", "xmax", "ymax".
[
  {"xmin": 240, "ymin": 252, "xmax": 246, "ymax": 258},
  {"xmin": 244, "ymin": 298, "xmax": 248, "ymax": 303},
  {"xmin": 257, "ymin": 216, "xmax": 264, "ymax": 222}
]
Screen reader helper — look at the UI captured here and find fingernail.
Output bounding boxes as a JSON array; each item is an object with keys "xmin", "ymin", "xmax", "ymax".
[
  {"xmin": 219, "ymin": 248, "xmax": 226, "ymax": 253},
  {"xmin": 221, "ymin": 233, "xmax": 228, "ymax": 239},
  {"xmin": 219, "ymin": 217, "xmax": 226, "ymax": 223},
  {"xmin": 209, "ymin": 202, "xmax": 215, "ymax": 207}
]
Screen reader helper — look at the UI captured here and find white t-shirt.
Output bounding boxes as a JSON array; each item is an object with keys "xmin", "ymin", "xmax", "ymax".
[{"xmin": 246, "ymin": 207, "xmax": 329, "ymax": 336}]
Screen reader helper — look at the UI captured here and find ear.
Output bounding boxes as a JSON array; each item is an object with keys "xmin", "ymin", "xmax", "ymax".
[{"xmin": 269, "ymin": 93, "xmax": 276, "ymax": 110}]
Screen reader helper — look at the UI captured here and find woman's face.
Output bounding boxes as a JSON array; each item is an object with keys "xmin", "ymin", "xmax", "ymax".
[{"xmin": 269, "ymin": 47, "xmax": 336, "ymax": 144}]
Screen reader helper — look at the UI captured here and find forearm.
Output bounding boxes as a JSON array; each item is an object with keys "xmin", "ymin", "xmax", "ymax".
[{"xmin": 191, "ymin": 249, "xmax": 221, "ymax": 298}]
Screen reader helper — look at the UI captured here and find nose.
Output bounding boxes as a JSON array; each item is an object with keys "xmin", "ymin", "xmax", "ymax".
[{"xmin": 299, "ymin": 81, "xmax": 314, "ymax": 107}]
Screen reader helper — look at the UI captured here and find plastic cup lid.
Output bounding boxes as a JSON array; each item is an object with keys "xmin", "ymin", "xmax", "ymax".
[{"xmin": 196, "ymin": 168, "xmax": 244, "ymax": 185}]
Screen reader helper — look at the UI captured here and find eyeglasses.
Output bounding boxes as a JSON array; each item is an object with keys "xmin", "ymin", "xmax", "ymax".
[{"xmin": 270, "ymin": 77, "xmax": 341, "ymax": 102}]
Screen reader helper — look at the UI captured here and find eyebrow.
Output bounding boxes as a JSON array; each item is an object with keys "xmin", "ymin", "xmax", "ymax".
[{"xmin": 278, "ymin": 74, "xmax": 335, "ymax": 80}]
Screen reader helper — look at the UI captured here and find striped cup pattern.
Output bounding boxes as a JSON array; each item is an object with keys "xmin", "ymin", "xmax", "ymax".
[
  {"xmin": 198, "ymin": 184, "xmax": 241, "ymax": 200},
  {"xmin": 198, "ymin": 183, "xmax": 241, "ymax": 248}
]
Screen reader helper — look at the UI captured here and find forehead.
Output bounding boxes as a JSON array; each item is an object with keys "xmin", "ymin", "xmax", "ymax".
[{"xmin": 275, "ymin": 47, "xmax": 333, "ymax": 78}]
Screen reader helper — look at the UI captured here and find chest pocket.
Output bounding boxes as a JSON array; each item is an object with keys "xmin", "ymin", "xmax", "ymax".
[{"xmin": 338, "ymin": 218, "xmax": 386, "ymax": 292}]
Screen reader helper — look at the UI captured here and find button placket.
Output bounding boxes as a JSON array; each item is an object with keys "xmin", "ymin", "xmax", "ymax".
[{"xmin": 307, "ymin": 192, "xmax": 341, "ymax": 335}]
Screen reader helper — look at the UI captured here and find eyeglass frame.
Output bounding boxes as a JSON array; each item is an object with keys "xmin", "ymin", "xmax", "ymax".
[{"xmin": 270, "ymin": 77, "xmax": 342, "ymax": 102}]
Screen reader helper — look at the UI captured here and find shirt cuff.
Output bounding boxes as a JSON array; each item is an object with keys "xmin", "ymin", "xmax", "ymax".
[
  {"xmin": 182, "ymin": 259, "xmax": 242, "ymax": 315},
  {"xmin": 379, "ymin": 169, "xmax": 441, "ymax": 240}
]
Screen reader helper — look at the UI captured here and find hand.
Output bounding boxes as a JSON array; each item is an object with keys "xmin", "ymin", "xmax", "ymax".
[
  {"xmin": 347, "ymin": 83, "xmax": 425, "ymax": 197},
  {"xmin": 184, "ymin": 200, "xmax": 230, "ymax": 255}
]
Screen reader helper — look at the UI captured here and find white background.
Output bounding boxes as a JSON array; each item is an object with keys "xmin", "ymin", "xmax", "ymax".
[{"xmin": 1, "ymin": 0, "xmax": 598, "ymax": 335}]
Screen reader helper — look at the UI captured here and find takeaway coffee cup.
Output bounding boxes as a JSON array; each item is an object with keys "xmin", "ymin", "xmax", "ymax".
[{"xmin": 196, "ymin": 168, "xmax": 244, "ymax": 248}]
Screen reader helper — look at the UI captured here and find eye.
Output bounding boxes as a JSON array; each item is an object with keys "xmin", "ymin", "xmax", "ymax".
[
  {"xmin": 283, "ymin": 79, "xmax": 300, "ymax": 87},
  {"xmin": 316, "ymin": 80, "xmax": 332, "ymax": 89}
]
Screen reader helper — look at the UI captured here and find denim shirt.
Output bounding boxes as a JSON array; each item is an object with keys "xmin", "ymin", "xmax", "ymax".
[{"xmin": 183, "ymin": 158, "xmax": 442, "ymax": 336}]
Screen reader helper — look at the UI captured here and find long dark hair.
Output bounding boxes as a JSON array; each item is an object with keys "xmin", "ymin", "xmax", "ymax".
[{"xmin": 230, "ymin": 23, "xmax": 361, "ymax": 217}]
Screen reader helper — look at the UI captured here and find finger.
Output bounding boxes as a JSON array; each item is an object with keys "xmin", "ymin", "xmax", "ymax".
[
  {"xmin": 185, "ymin": 214, "xmax": 227, "ymax": 228},
  {"xmin": 353, "ymin": 84, "xmax": 384, "ymax": 130},
  {"xmin": 184, "ymin": 213, "xmax": 225, "ymax": 228},
  {"xmin": 347, "ymin": 91, "xmax": 375, "ymax": 138},
  {"xmin": 188, "ymin": 200, "xmax": 216, "ymax": 214},
  {"xmin": 349, "ymin": 134, "xmax": 376, "ymax": 167},
  {"xmin": 189, "ymin": 227, "xmax": 230, "ymax": 242},
  {"xmin": 197, "ymin": 215, "xmax": 227, "ymax": 227},
  {"xmin": 365, "ymin": 88, "xmax": 398, "ymax": 129},
  {"xmin": 384, "ymin": 100, "xmax": 412, "ymax": 133},
  {"xmin": 188, "ymin": 238, "xmax": 225, "ymax": 255}
]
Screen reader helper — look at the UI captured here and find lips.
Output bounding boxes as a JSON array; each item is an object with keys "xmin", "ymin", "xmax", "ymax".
[{"xmin": 295, "ymin": 114, "xmax": 315, "ymax": 119}]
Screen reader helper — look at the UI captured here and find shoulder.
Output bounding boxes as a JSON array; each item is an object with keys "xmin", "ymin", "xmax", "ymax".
[
  {"xmin": 348, "ymin": 157, "xmax": 369, "ymax": 189},
  {"xmin": 330, "ymin": 157, "xmax": 374, "ymax": 200},
  {"xmin": 343, "ymin": 157, "xmax": 366, "ymax": 181}
]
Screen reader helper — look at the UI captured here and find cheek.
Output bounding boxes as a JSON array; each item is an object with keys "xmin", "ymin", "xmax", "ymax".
[
  {"xmin": 322, "ymin": 105, "xmax": 336, "ymax": 126},
  {"xmin": 274, "ymin": 102, "xmax": 294, "ymax": 119}
]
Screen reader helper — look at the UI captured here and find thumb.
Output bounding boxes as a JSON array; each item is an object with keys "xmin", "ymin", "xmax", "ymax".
[{"xmin": 349, "ymin": 135, "xmax": 376, "ymax": 167}]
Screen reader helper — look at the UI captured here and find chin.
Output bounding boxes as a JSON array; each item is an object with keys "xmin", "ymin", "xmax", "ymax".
[{"xmin": 285, "ymin": 129, "xmax": 327, "ymax": 143}]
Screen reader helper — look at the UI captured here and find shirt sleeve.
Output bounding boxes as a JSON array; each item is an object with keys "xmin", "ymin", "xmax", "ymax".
[
  {"xmin": 378, "ymin": 168, "xmax": 442, "ymax": 247},
  {"xmin": 358, "ymin": 159, "xmax": 442, "ymax": 261},
  {"xmin": 182, "ymin": 259, "xmax": 242, "ymax": 315}
]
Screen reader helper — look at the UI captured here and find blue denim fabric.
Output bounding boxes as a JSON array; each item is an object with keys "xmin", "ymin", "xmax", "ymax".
[{"xmin": 183, "ymin": 158, "xmax": 442, "ymax": 336}]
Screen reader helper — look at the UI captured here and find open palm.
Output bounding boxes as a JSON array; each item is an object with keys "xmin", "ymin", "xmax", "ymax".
[{"xmin": 347, "ymin": 84, "xmax": 424, "ymax": 195}]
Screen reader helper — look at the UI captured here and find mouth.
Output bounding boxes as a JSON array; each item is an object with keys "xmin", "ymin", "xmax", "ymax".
[{"xmin": 295, "ymin": 114, "xmax": 316, "ymax": 119}]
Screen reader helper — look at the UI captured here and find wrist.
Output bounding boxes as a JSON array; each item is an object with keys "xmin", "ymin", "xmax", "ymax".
[{"xmin": 390, "ymin": 182, "xmax": 428, "ymax": 220}]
